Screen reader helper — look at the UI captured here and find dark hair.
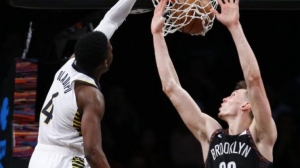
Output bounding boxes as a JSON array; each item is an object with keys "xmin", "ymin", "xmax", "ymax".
[
  {"xmin": 235, "ymin": 80, "xmax": 247, "ymax": 90},
  {"xmin": 74, "ymin": 31, "xmax": 108, "ymax": 72},
  {"xmin": 235, "ymin": 80, "xmax": 253, "ymax": 118}
]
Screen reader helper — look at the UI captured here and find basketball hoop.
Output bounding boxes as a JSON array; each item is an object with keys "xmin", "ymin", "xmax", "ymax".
[{"xmin": 152, "ymin": 0, "xmax": 218, "ymax": 36}]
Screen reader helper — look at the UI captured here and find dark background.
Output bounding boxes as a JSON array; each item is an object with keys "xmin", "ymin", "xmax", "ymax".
[
  {"xmin": 7, "ymin": 0, "xmax": 300, "ymax": 9},
  {"xmin": 1, "ymin": 0, "xmax": 300, "ymax": 167}
]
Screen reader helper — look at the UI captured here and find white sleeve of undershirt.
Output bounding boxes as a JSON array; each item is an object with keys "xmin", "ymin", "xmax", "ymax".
[{"xmin": 93, "ymin": 0, "xmax": 136, "ymax": 40}]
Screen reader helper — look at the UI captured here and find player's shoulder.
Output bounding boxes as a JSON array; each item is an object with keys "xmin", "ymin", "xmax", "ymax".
[
  {"xmin": 75, "ymin": 81, "xmax": 100, "ymax": 95},
  {"xmin": 75, "ymin": 81, "xmax": 104, "ymax": 111},
  {"xmin": 75, "ymin": 81, "xmax": 103, "ymax": 102}
]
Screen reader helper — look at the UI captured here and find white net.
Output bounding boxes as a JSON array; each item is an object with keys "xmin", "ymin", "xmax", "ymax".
[{"xmin": 152, "ymin": 0, "xmax": 218, "ymax": 36}]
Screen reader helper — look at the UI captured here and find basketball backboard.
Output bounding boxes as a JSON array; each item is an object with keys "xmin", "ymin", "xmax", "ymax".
[{"xmin": 6, "ymin": 0, "xmax": 300, "ymax": 10}]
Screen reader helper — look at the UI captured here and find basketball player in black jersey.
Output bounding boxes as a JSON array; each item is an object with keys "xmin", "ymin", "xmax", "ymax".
[{"xmin": 151, "ymin": 0, "xmax": 277, "ymax": 167}]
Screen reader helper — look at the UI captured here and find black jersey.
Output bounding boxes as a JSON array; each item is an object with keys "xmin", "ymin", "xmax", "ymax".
[{"xmin": 205, "ymin": 129, "xmax": 272, "ymax": 168}]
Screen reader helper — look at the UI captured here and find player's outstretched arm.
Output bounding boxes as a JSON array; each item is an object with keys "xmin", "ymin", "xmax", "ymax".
[
  {"xmin": 69, "ymin": 0, "xmax": 136, "ymax": 60},
  {"xmin": 94, "ymin": 0, "xmax": 137, "ymax": 39},
  {"xmin": 151, "ymin": 0, "xmax": 222, "ymax": 147},
  {"xmin": 75, "ymin": 82, "xmax": 111, "ymax": 168},
  {"xmin": 211, "ymin": 0, "xmax": 277, "ymax": 156}
]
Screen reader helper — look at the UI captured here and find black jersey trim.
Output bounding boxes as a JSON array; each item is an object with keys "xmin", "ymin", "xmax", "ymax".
[
  {"xmin": 209, "ymin": 128, "xmax": 223, "ymax": 143},
  {"xmin": 72, "ymin": 59, "xmax": 101, "ymax": 90},
  {"xmin": 204, "ymin": 128, "xmax": 223, "ymax": 166},
  {"xmin": 246, "ymin": 129, "xmax": 273, "ymax": 168}
]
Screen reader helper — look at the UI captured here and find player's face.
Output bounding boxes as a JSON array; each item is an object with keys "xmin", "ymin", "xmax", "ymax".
[{"xmin": 218, "ymin": 89, "xmax": 247, "ymax": 120}]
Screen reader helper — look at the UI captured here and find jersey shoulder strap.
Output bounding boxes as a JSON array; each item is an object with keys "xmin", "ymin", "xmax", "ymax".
[{"xmin": 209, "ymin": 128, "xmax": 223, "ymax": 143}]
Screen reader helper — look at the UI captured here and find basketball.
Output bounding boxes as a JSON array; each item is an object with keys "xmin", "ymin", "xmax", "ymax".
[{"xmin": 171, "ymin": 0, "xmax": 215, "ymax": 35}]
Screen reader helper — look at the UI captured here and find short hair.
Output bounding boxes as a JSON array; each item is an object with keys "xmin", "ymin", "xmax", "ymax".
[
  {"xmin": 235, "ymin": 80, "xmax": 247, "ymax": 90},
  {"xmin": 74, "ymin": 31, "xmax": 108, "ymax": 72},
  {"xmin": 235, "ymin": 80, "xmax": 253, "ymax": 118}
]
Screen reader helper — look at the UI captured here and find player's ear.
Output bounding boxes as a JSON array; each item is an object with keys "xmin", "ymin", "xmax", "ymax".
[{"xmin": 241, "ymin": 102, "xmax": 251, "ymax": 111}]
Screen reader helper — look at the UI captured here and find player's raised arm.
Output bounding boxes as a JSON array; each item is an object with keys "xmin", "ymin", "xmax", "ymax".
[
  {"xmin": 211, "ymin": 0, "xmax": 277, "ymax": 152},
  {"xmin": 94, "ymin": 0, "xmax": 137, "ymax": 39},
  {"xmin": 151, "ymin": 0, "xmax": 222, "ymax": 146},
  {"xmin": 69, "ymin": 0, "xmax": 135, "ymax": 60}
]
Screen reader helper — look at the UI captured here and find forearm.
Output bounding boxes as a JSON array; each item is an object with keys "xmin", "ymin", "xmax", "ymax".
[
  {"xmin": 86, "ymin": 150, "xmax": 110, "ymax": 168},
  {"xmin": 229, "ymin": 24, "xmax": 261, "ymax": 83},
  {"xmin": 153, "ymin": 33, "xmax": 180, "ymax": 89},
  {"xmin": 94, "ymin": 0, "xmax": 136, "ymax": 39}
]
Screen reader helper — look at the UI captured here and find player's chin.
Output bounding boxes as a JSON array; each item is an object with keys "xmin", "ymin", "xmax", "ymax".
[
  {"xmin": 217, "ymin": 112, "xmax": 224, "ymax": 119},
  {"xmin": 218, "ymin": 109, "xmax": 228, "ymax": 120}
]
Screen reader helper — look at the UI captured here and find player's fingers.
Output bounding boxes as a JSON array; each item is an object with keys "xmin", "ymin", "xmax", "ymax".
[
  {"xmin": 160, "ymin": 0, "xmax": 168, "ymax": 13},
  {"xmin": 156, "ymin": 0, "xmax": 164, "ymax": 14},
  {"xmin": 154, "ymin": 1, "xmax": 160, "ymax": 12},
  {"xmin": 235, "ymin": 0, "xmax": 239, "ymax": 5},
  {"xmin": 210, "ymin": 8, "xmax": 220, "ymax": 17},
  {"xmin": 158, "ymin": 0, "xmax": 166, "ymax": 8},
  {"xmin": 155, "ymin": 0, "xmax": 162, "ymax": 11},
  {"xmin": 217, "ymin": 0, "xmax": 224, "ymax": 6}
]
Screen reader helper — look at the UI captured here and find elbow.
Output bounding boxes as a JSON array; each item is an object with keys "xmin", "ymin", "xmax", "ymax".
[
  {"xmin": 85, "ymin": 148, "xmax": 105, "ymax": 163},
  {"xmin": 162, "ymin": 80, "xmax": 180, "ymax": 96},
  {"xmin": 246, "ymin": 73, "xmax": 262, "ymax": 85}
]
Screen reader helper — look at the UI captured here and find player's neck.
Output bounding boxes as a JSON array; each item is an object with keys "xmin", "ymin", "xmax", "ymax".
[
  {"xmin": 226, "ymin": 116, "xmax": 251, "ymax": 135},
  {"xmin": 90, "ymin": 68, "xmax": 103, "ymax": 82},
  {"xmin": 94, "ymin": 73, "xmax": 101, "ymax": 81},
  {"xmin": 94, "ymin": 66, "xmax": 107, "ymax": 81},
  {"xmin": 88, "ymin": 71, "xmax": 101, "ymax": 82}
]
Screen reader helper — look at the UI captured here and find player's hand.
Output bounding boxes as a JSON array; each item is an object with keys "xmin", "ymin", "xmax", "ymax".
[
  {"xmin": 151, "ymin": 0, "xmax": 168, "ymax": 34},
  {"xmin": 210, "ymin": 0, "xmax": 240, "ymax": 29}
]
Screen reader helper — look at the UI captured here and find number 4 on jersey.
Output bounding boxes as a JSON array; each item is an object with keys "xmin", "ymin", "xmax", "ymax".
[{"xmin": 41, "ymin": 92, "xmax": 59, "ymax": 124}]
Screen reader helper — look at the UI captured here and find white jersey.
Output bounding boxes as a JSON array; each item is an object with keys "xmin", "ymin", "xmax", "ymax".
[
  {"xmin": 38, "ymin": 58, "xmax": 97, "ymax": 149},
  {"xmin": 28, "ymin": 0, "xmax": 137, "ymax": 166},
  {"xmin": 37, "ymin": 57, "xmax": 98, "ymax": 154}
]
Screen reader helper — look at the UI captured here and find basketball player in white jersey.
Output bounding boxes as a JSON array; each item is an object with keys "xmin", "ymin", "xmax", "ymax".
[
  {"xmin": 151, "ymin": 0, "xmax": 277, "ymax": 167},
  {"xmin": 29, "ymin": 0, "xmax": 136, "ymax": 167}
]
